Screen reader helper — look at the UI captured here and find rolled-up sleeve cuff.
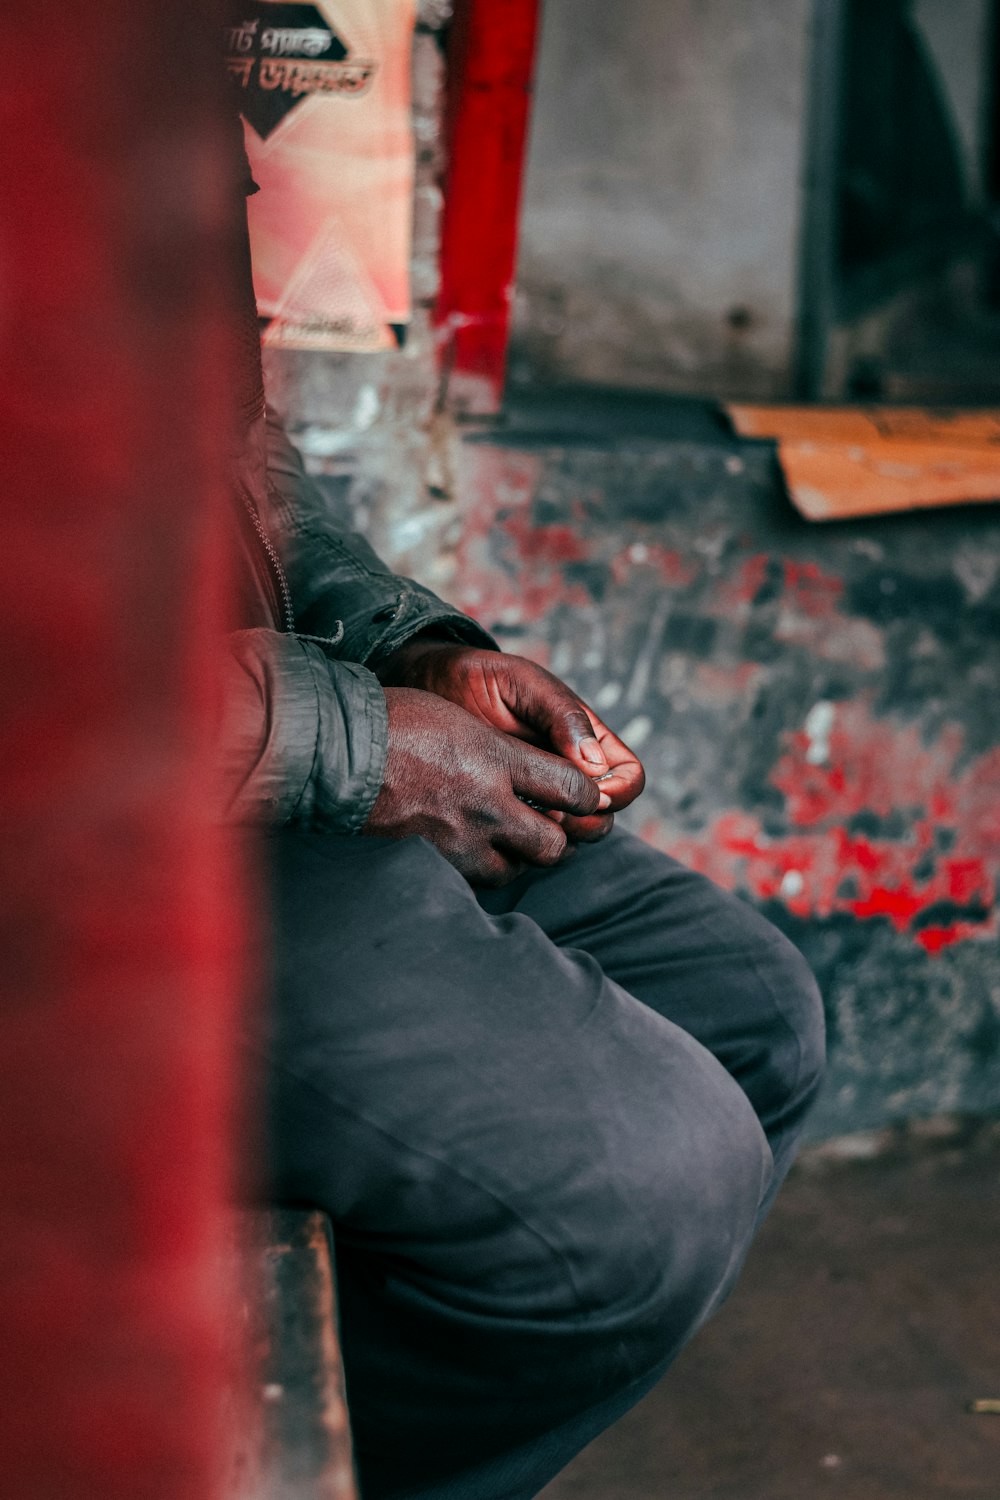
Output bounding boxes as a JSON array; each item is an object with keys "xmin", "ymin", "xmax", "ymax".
[
  {"xmin": 303, "ymin": 650, "xmax": 388, "ymax": 832},
  {"xmin": 345, "ymin": 587, "xmax": 499, "ymax": 670},
  {"xmin": 219, "ymin": 631, "xmax": 387, "ymax": 833}
]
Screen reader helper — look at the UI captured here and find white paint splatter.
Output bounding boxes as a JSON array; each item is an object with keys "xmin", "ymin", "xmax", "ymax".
[
  {"xmin": 954, "ymin": 547, "xmax": 999, "ymax": 603},
  {"xmin": 296, "ymin": 424, "xmax": 352, "ymax": 457},
  {"xmin": 392, "ymin": 512, "xmax": 439, "ymax": 548},
  {"xmin": 620, "ymin": 715, "xmax": 653, "ymax": 748},
  {"xmin": 625, "ymin": 596, "xmax": 672, "ymax": 708},
  {"xmin": 804, "ymin": 700, "xmax": 835, "ymax": 765},
  {"xmin": 780, "ymin": 870, "xmax": 804, "ymax": 899},
  {"xmin": 353, "ymin": 384, "xmax": 380, "ymax": 431},
  {"xmin": 550, "ymin": 641, "xmax": 573, "ymax": 679}
]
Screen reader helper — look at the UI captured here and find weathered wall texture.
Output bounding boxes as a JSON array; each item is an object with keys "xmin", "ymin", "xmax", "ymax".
[
  {"xmin": 912, "ymin": 0, "xmax": 995, "ymax": 201},
  {"xmin": 269, "ymin": 7, "xmax": 1000, "ymax": 1142},
  {"xmin": 510, "ymin": 0, "xmax": 997, "ymax": 399},
  {"xmin": 442, "ymin": 397, "xmax": 1000, "ymax": 1141},
  {"xmin": 510, "ymin": 0, "xmax": 814, "ymax": 398}
]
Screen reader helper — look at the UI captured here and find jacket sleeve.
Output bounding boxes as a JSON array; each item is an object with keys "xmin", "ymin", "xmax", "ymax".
[
  {"xmin": 217, "ymin": 413, "xmax": 498, "ymax": 833},
  {"xmin": 218, "ymin": 630, "xmax": 388, "ymax": 833},
  {"xmin": 262, "ymin": 407, "xmax": 499, "ymax": 665}
]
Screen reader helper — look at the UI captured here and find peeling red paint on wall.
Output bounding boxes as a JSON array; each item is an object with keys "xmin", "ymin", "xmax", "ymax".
[
  {"xmin": 505, "ymin": 511, "xmax": 590, "ymax": 566},
  {"xmin": 452, "ymin": 450, "xmax": 593, "ymax": 627},
  {"xmin": 451, "ymin": 442, "xmax": 997, "ymax": 960},
  {"xmin": 609, "ymin": 542, "xmax": 700, "ymax": 589},
  {"xmin": 648, "ymin": 702, "xmax": 999, "ymax": 952},
  {"xmin": 781, "ymin": 560, "xmax": 845, "ymax": 615},
  {"xmin": 692, "ymin": 661, "xmax": 763, "ymax": 697},
  {"xmin": 715, "ymin": 553, "xmax": 770, "ymax": 611}
]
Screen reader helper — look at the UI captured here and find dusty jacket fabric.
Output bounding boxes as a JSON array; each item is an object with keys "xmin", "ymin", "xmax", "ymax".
[{"xmin": 218, "ymin": 408, "xmax": 497, "ymax": 832}]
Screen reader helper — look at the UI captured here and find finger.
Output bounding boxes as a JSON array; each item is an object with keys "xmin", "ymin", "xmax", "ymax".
[
  {"xmin": 517, "ymin": 800, "xmax": 566, "ymax": 826},
  {"xmin": 503, "ymin": 662, "xmax": 609, "ymax": 774},
  {"xmin": 510, "ymin": 743, "xmax": 606, "ymax": 817},
  {"xmin": 498, "ymin": 803, "xmax": 569, "ymax": 868},
  {"xmin": 591, "ymin": 763, "xmax": 644, "ymax": 811},
  {"xmin": 561, "ymin": 811, "xmax": 615, "ymax": 844},
  {"xmin": 467, "ymin": 848, "xmax": 525, "ymax": 890},
  {"xmin": 577, "ymin": 709, "xmax": 646, "ymax": 810}
]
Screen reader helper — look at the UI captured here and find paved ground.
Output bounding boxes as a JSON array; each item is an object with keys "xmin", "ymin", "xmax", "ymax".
[{"xmin": 540, "ymin": 1123, "xmax": 1000, "ymax": 1500}]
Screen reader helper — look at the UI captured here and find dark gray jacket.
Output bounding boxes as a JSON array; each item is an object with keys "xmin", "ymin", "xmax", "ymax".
[{"xmin": 219, "ymin": 409, "xmax": 496, "ymax": 831}]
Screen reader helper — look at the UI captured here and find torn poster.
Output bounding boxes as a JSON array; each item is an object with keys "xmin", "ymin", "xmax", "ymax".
[{"xmin": 226, "ymin": 1, "xmax": 416, "ymax": 350}]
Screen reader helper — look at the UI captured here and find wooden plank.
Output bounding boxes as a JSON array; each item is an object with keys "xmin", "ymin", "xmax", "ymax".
[
  {"xmin": 727, "ymin": 403, "xmax": 1000, "ymax": 446},
  {"xmin": 778, "ymin": 439, "xmax": 1000, "ymax": 520},
  {"xmin": 225, "ymin": 1210, "xmax": 357, "ymax": 1500}
]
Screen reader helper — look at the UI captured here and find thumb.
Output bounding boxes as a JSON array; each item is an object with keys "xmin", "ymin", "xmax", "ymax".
[{"xmin": 509, "ymin": 668, "xmax": 608, "ymax": 774}]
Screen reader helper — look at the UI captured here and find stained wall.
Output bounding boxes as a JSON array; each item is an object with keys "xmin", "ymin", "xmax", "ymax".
[{"xmin": 269, "ymin": 5, "xmax": 1000, "ymax": 1140}]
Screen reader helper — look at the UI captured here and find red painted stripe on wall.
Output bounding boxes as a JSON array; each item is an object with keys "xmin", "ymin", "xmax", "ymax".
[{"xmin": 435, "ymin": 0, "xmax": 542, "ymax": 414}]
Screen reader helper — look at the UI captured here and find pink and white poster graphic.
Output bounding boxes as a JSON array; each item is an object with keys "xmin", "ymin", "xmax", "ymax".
[{"xmin": 226, "ymin": 1, "xmax": 416, "ymax": 350}]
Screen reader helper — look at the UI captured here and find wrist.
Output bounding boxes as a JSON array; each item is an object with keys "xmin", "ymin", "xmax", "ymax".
[{"xmin": 376, "ymin": 632, "xmax": 467, "ymax": 687}]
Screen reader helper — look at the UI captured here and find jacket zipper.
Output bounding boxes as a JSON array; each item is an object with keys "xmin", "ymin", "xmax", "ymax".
[
  {"xmin": 238, "ymin": 485, "xmax": 344, "ymax": 649},
  {"xmin": 239, "ymin": 490, "xmax": 295, "ymax": 634}
]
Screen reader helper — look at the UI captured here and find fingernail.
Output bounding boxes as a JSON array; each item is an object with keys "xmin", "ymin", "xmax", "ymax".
[
  {"xmin": 581, "ymin": 737, "xmax": 606, "ymax": 768},
  {"xmin": 597, "ymin": 791, "xmax": 612, "ymax": 811}
]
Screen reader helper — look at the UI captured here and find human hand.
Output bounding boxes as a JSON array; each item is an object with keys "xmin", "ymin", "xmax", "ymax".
[
  {"xmin": 364, "ymin": 687, "xmax": 603, "ymax": 886},
  {"xmin": 379, "ymin": 641, "xmax": 645, "ymax": 843}
]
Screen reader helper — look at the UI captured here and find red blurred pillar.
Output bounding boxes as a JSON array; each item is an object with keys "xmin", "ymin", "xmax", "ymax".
[
  {"xmin": 435, "ymin": 0, "xmax": 542, "ymax": 414},
  {"xmin": 0, "ymin": 5, "xmax": 240, "ymax": 1498}
]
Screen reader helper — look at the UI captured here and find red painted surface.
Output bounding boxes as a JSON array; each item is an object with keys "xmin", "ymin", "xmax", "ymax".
[
  {"xmin": 450, "ymin": 450, "xmax": 593, "ymax": 625},
  {"xmin": 435, "ymin": 0, "xmax": 542, "ymax": 413},
  {"xmin": 705, "ymin": 554, "xmax": 885, "ymax": 668},
  {"xmin": 652, "ymin": 703, "xmax": 999, "ymax": 952},
  {"xmin": 451, "ymin": 443, "xmax": 997, "ymax": 957},
  {"xmin": 609, "ymin": 543, "xmax": 701, "ymax": 589},
  {"xmin": 0, "ymin": 6, "xmax": 241, "ymax": 1497}
]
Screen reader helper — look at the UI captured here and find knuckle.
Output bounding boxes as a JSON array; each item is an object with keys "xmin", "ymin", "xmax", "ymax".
[
  {"xmin": 580, "ymin": 812, "xmax": 614, "ymax": 842},
  {"xmin": 535, "ymin": 824, "xmax": 568, "ymax": 866},
  {"xmin": 475, "ymin": 852, "xmax": 512, "ymax": 889},
  {"xmin": 563, "ymin": 764, "xmax": 599, "ymax": 809}
]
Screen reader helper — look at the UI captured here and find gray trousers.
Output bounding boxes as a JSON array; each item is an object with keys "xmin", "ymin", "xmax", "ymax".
[{"xmin": 257, "ymin": 827, "xmax": 825, "ymax": 1500}]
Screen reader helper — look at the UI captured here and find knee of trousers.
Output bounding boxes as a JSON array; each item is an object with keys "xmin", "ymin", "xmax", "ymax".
[
  {"xmin": 561, "ymin": 1048, "xmax": 773, "ymax": 1387},
  {"xmin": 756, "ymin": 928, "xmax": 827, "ymax": 1121}
]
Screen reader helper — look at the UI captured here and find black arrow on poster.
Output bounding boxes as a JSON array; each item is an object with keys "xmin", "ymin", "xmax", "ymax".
[{"xmin": 225, "ymin": 5, "xmax": 375, "ymax": 141}]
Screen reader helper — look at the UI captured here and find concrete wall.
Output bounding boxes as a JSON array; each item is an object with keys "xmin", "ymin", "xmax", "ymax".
[
  {"xmin": 510, "ymin": 0, "xmax": 814, "ymax": 398},
  {"xmin": 266, "ymin": 3, "xmax": 1000, "ymax": 1142},
  {"xmin": 912, "ymin": 0, "xmax": 995, "ymax": 202},
  {"xmin": 511, "ymin": 0, "xmax": 997, "ymax": 400},
  {"xmin": 446, "ymin": 395, "xmax": 1000, "ymax": 1142}
]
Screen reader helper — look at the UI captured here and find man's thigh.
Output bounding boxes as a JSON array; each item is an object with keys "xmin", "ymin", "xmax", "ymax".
[
  {"xmin": 254, "ymin": 827, "xmax": 777, "ymax": 1493},
  {"xmin": 479, "ymin": 827, "xmax": 825, "ymax": 1187},
  {"xmin": 254, "ymin": 827, "xmax": 770, "ymax": 1304}
]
